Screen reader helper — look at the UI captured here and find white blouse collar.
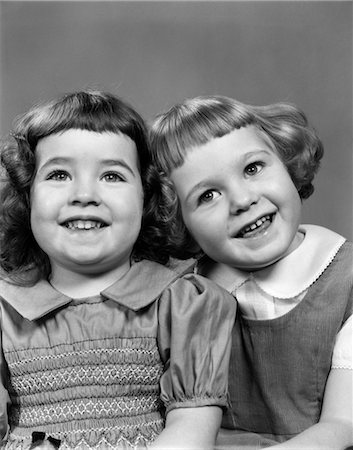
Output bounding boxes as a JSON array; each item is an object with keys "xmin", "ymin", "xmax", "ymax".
[{"xmin": 212, "ymin": 225, "xmax": 346, "ymax": 298}]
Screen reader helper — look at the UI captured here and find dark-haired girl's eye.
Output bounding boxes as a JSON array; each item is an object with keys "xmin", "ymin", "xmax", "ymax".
[
  {"xmin": 102, "ymin": 172, "xmax": 125, "ymax": 182},
  {"xmin": 47, "ymin": 170, "xmax": 70, "ymax": 181}
]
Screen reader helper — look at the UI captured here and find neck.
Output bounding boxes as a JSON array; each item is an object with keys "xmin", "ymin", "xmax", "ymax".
[{"xmin": 49, "ymin": 262, "xmax": 131, "ymax": 298}]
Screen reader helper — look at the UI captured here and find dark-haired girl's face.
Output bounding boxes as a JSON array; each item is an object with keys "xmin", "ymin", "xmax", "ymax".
[
  {"xmin": 170, "ymin": 126, "xmax": 303, "ymax": 271},
  {"xmin": 30, "ymin": 130, "xmax": 143, "ymax": 278}
]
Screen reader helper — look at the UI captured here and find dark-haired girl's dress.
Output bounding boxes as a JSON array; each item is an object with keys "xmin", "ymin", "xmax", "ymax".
[{"xmin": 0, "ymin": 260, "xmax": 235, "ymax": 449}]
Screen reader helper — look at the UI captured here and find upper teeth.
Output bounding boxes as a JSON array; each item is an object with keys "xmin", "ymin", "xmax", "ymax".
[
  {"xmin": 243, "ymin": 215, "xmax": 270, "ymax": 234},
  {"xmin": 65, "ymin": 220, "xmax": 104, "ymax": 230}
]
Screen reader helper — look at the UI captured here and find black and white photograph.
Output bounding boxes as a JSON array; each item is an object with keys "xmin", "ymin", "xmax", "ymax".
[{"xmin": 0, "ymin": 1, "xmax": 352, "ymax": 449}]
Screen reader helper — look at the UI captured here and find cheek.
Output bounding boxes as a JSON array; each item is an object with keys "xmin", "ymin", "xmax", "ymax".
[
  {"xmin": 30, "ymin": 194, "xmax": 52, "ymax": 230},
  {"xmin": 31, "ymin": 185, "xmax": 60, "ymax": 214},
  {"xmin": 180, "ymin": 207, "xmax": 201, "ymax": 236},
  {"xmin": 114, "ymin": 190, "xmax": 144, "ymax": 223},
  {"xmin": 285, "ymin": 181, "xmax": 302, "ymax": 214},
  {"xmin": 30, "ymin": 191, "xmax": 45, "ymax": 230},
  {"xmin": 133, "ymin": 187, "xmax": 144, "ymax": 216},
  {"xmin": 184, "ymin": 212, "xmax": 219, "ymax": 243},
  {"xmin": 290, "ymin": 192, "xmax": 302, "ymax": 226}
]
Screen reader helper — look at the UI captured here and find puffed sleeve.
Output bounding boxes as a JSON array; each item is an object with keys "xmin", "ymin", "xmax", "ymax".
[
  {"xmin": 157, "ymin": 273, "xmax": 236, "ymax": 413},
  {"xmin": 0, "ymin": 308, "xmax": 10, "ymax": 441}
]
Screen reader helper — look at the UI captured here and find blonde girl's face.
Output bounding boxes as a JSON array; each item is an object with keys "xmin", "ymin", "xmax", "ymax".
[
  {"xmin": 30, "ymin": 130, "xmax": 144, "ymax": 277},
  {"xmin": 169, "ymin": 125, "xmax": 303, "ymax": 271}
]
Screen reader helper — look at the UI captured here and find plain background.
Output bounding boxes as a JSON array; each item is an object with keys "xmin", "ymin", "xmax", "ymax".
[{"xmin": 1, "ymin": 1, "xmax": 352, "ymax": 240}]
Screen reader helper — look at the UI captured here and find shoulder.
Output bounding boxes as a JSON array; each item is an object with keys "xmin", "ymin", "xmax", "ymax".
[
  {"xmin": 337, "ymin": 240, "xmax": 353, "ymax": 260},
  {"xmin": 0, "ymin": 277, "xmax": 71, "ymax": 321},
  {"xmin": 164, "ymin": 271, "xmax": 236, "ymax": 314},
  {"xmin": 131, "ymin": 260, "xmax": 235, "ymax": 315},
  {"xmin": 0, "ymin": 277, "xmax": 24, "ymax": 300},
  {"xmin": 325, "ymin": 240, "xmax": 353, "ymax": 279},
  {"xmin": 158, "ymin": 272, "xmax": 236, "ymax": 343},
  {"xmin": 0, "ymin": 278, "xmax": 29, "ymax": 321},
  {"xmin": 180, "ymin": 272, "xmax": 234, "ymax": 293},
  {"xmin": 309, "ymin": 235, "xmax": 353, "ymax": 321},
  {"xmin": 299, "ymin": 224, "xmax": 352, "ymax": 280}
]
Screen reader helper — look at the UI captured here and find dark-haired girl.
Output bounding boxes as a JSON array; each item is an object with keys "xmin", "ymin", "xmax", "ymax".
[{"xmin": 0, "ymin": 91, "xmax": 235, "ymax": 449}]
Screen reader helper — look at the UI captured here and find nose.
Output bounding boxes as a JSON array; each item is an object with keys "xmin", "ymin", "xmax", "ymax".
[
  {"xmin": 69, "ymin": 178, "xmax": 101, "ymax": 206},
  {"xmin": 228, "ymin": 181, "xmax": 259, "ymax": 215}
]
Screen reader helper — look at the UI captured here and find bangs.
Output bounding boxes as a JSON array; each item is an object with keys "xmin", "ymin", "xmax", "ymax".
[
  {"xmin": 16, "ymin": 91, "xmax": 146, "ymax": 149},
  {"xmin": 150, "ymin": 96, "xmax": 254, "ymax": 174}
]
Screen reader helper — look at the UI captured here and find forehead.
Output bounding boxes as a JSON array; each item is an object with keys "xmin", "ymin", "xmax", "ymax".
[
  {"xmin": 185, "ymin": 125, "xmax": 275, "ymax": 161},
  {"xmin": 35, "ymin": 130, "xmax": 139, "ymax": 166}
]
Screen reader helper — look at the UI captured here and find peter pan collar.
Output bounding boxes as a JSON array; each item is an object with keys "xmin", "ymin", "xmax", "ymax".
[
  {"xmin": 208, "ymin": 224, "xmax": 346, "ymax": 299},
  {"xmin": 0, "ymin": 260, "xmax": 186, "ymax": 321}
]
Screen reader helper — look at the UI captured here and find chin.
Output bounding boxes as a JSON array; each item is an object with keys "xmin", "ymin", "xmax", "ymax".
[
  {"xmin": 65, "ymin": 256, "xmax": 107, "ymax": 269},
  {"xmin": 248, "ymin": 256, "xmax": 283, "ymax": 271},
  {"xmin": 227, "ymin": 253, "xmax": 283, "ymax": 271}
]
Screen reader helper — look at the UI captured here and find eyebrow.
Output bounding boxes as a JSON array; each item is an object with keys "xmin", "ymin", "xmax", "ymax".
[
  {"xmin": 37, "ymin": 157, "xmax": 137, "ymax": 177},
  {"xmin": 242, "ymin": 149, "xmax": 272, "ymax": 159},
  {"xmin": 100, "ymin": 159, "xmax": 137, "ymax": 177}
]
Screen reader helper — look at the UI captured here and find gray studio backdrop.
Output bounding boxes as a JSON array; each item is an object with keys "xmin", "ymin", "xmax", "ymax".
[{"xmin": 1, "ymin": 1, "xmax": 352, "ymax": 240}]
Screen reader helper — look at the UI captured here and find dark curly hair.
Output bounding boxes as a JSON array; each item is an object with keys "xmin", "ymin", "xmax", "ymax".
[
  {"xmin": 149, "ymin": 95, "xmax": 324, "ymax": 260},
  {"xmin": 0, "ymin": 90, "xmax": 168, "ymax": 285}
]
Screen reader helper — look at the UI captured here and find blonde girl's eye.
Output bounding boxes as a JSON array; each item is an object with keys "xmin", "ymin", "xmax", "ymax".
[
  {"xmin": 244, "ymin": 162, "xmax": 264, "ymax": 176},
  {"xmin": 102, "ymin": 172, "xmax": 125, "ymax": 183},
  {"xmin": 198, "ymin": 190, "xmax": 220, "ymax": 205},
  {"xmin": 46, "ymin": 170, "xmax": 70, "ymax": 181}
]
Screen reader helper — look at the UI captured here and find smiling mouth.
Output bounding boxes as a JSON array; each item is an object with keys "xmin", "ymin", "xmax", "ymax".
[
  {"xmin": 63, "ymin": 220, "xmax": 107, "ymax": 230},
  {"xmin": 236, "ymin": 214, "xmax": 274, "ymax": 238}
]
